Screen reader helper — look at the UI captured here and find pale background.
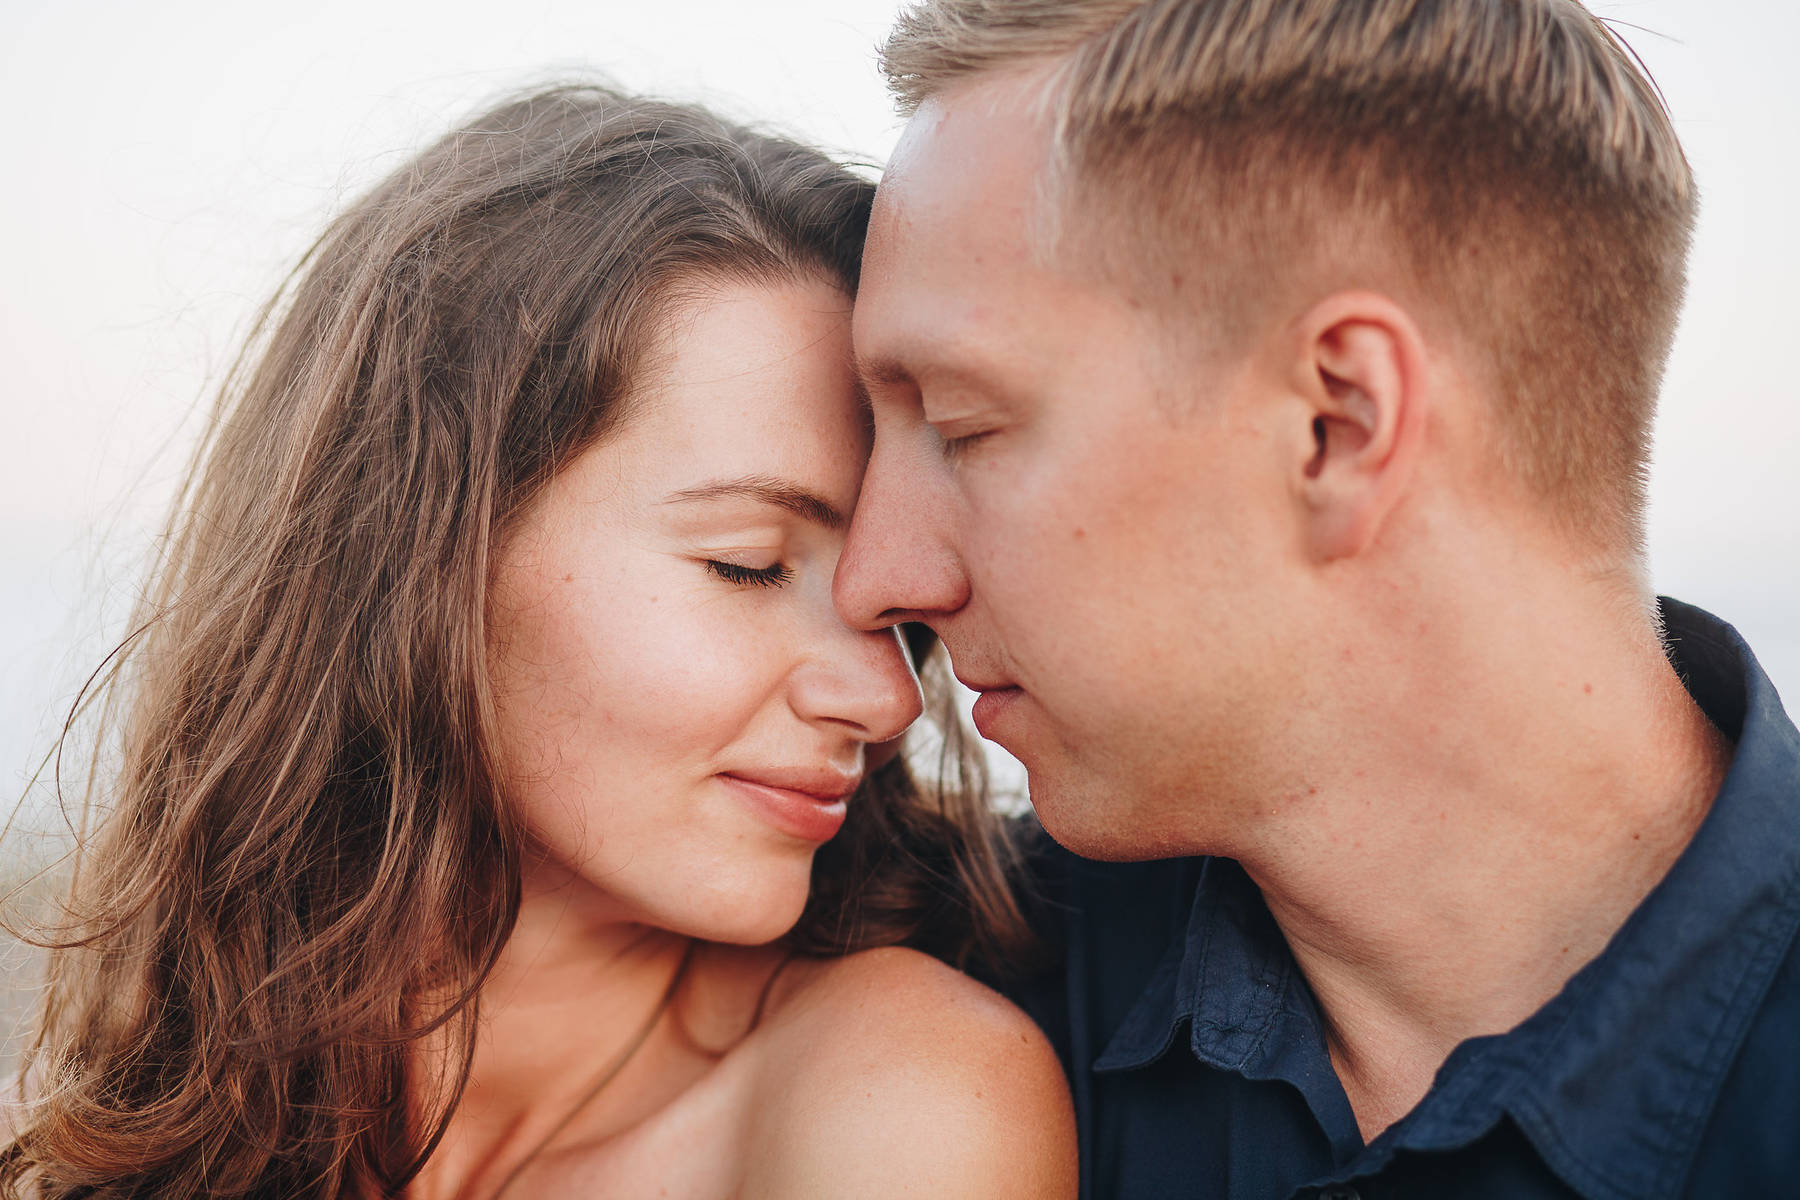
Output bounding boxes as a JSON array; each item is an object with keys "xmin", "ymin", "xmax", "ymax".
[{"xmin": 2, "ymin": 0, "xmax": 1796, "ymax": 859}]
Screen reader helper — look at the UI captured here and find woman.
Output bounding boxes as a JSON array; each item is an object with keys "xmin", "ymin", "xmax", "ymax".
[{"xmin": 1, "ymin": 85, "xmax": 1074, "ymax": 1197}]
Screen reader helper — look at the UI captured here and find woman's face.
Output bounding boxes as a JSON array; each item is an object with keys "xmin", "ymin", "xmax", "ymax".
[{"xmin": 487, "ymin": 276, "xmax": 922, "ymax": 944}]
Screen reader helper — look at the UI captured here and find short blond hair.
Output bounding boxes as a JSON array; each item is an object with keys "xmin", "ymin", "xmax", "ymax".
[{"xmin": 882, "ymin": 0, "xmax": 1697, "ymax": 551}]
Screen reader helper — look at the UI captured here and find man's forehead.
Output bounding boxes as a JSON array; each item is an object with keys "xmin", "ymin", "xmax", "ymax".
[
  {"xmin": 860, "ymin": 73, "xmax": 1068, "ymax": 373},
  {"xmin": 876, "ymin": 73, "xmax": 1059, "ymax": 256},
  {"xmin": 887, "ymin": 67, "xmax": 1058, "ymax": 176}
]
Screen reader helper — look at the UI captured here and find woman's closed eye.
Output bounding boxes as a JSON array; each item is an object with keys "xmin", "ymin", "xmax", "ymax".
[{"xmin": 704, "ymin": 559, "xmax": 794, "ymax": 588}]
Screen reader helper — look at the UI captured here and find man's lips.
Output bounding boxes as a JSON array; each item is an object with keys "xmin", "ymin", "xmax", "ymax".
[
  {"xmin": 950, "ymin": 667, "xmax": 1026, "ymax": 742},
  {"xmin": 968, "ymin": 686, "xmax": 1024, "ymax": 741},
  {"xmin": 952, "ymin": 667, "xmax": 1019, "ymax": 694}
]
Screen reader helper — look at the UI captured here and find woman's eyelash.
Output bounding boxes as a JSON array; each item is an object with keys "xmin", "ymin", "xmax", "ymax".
[{"xmin": 704, "ymin": 560, "xmax": 794, "ymax": 588}]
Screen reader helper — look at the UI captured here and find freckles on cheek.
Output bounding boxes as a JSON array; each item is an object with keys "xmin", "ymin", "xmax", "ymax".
[{"xmin": 504, "ymin": 573, "xmax": 777, "ymax": 777}]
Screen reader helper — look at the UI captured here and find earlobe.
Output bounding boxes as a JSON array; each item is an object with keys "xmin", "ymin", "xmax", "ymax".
[{"xmin": 1294, "ymin": 293, "xmax": 1427, "ymax": 562}]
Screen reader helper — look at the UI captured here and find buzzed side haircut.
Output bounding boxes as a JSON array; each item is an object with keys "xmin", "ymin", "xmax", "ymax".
[{"xmin": 881, "ymin": 0, "xmax": 1697, "ymax": 552}]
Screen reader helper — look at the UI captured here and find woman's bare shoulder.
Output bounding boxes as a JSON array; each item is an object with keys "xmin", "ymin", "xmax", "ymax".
[{"xmin": 744, "ymin": 946, "xmax": 1076, "ymax": 1199}]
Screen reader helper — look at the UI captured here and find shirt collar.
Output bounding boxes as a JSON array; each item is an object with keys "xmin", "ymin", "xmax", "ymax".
[
  {"xmin": 1092, "ymin": 840, "xmax": 1363, "ymax": 1155},
  {"xmin": 1408, "ymin": 598, "xmax": 1800, "ymax": 1199},
  {"xmin": 1091, "ymin": 598, "xmax": 1800, "ymax": 1197}
]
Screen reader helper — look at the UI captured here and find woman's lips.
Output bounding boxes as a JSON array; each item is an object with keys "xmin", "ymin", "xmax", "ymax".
[{"xmin": 720, "ymin": 773, "xmax": 853, "ymax": 843}]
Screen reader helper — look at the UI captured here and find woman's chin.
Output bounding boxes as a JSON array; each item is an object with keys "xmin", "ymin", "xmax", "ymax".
[
  {"xmin": 649, "ymin": 875, "xmax": 812, "ymax": 947},
  {"xmin": 680, "ymin": 908, "xmax": 803, "ymax": 947}
]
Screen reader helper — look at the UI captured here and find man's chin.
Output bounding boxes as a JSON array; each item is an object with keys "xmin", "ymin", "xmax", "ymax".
[{"xmin": 1028, "ymin": 777, "xmax": 1190, "ymax": 863}]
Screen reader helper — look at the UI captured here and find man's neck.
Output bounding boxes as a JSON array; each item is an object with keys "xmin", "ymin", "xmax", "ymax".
[{"xmin": 1237, "ymin": 583, "xmax": 1731, "ymax": 1142}]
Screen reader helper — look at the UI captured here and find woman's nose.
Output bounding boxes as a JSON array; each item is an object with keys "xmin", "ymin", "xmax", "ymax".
[{"xmin": 787, "ymin": 624, "xmax": 924, "ymax": 745}]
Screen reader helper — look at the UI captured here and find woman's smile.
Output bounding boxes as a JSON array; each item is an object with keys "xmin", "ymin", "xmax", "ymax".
[{"xmin": 716, "ymin": 769, "xmax": 857, "ymax": 843}]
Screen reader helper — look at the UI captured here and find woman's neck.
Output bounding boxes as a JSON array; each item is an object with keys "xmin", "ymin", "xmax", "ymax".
[{"xmin": 406, "ymin": 867, "xmax": 694, "ymax": 1200}]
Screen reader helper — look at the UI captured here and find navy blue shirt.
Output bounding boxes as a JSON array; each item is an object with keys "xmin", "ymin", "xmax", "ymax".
[{"xmin": 1003, "ymin": 600, "xmax": 1800, "ymax": 1199}]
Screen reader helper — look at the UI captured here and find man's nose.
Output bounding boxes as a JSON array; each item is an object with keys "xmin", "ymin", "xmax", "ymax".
[{"xmin": 835, "ymin": 427, "xmax": 970, "ymax": 631}]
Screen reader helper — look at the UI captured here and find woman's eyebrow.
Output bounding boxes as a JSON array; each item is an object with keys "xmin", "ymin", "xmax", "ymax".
[{"xmin": 662, "ymin": 474, "xmax": 846, "ymax": 530}]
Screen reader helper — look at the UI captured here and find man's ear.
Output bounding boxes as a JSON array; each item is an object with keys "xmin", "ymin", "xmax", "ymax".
[{"xmin": 1288, "ymin": 291, "xmax": 1428, "ymax": 561}]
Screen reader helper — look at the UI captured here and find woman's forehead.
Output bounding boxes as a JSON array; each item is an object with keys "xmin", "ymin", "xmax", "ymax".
[{"xmin": 610, "ymin": 279, "xmax": 867, "ymax": 499}]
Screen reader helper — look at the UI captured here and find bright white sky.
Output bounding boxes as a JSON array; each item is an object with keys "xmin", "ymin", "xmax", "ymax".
[{"xmin": 2, "ymin": 1, "xmax": 1796, "ymax": 817}]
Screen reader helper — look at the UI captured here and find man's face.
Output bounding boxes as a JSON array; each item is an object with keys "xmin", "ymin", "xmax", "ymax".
[{"xmin": 838, "ymin": 80, "xmax": 1304, "ymax": 860}]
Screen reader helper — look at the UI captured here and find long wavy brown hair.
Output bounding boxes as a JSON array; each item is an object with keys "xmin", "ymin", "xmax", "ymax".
[{"xmin": 1, "ymin": 83, "xmax": 1032, "ymax": 1199}]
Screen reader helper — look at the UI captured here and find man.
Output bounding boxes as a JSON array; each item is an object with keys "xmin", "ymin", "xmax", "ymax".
[{"xmin": 833, "ymin": 1, "xmax": 1800, "ymax": 1197}]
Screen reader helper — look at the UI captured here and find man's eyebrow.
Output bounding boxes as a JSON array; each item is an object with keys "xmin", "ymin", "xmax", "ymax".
[
  {"xmin": 858, "ymin": 350, "xmax": 1010, "ymax": 399},
  {"xmin": 662, "ymin": 475, "xmax": 846, "ymax": 530},
  {"xmin": 855, "ymin": 353, "xmax": 912, "ymax": 392}
]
